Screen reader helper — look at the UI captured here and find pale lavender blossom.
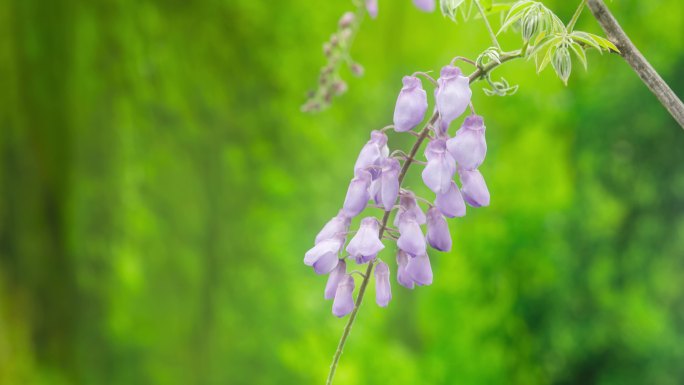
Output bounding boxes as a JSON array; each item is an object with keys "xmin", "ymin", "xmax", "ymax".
[
  {"xmin": 393, "ymin": 76, "xmax": 428, "ymax": 132},
  {"xmin": 396, "ymin": 212, "xmax": 427, "ymax": 257},
  {"xmin": 354, "ymin": 130, "xmax": 389, "ymax": 174},
  {"xmin": 379, "ymin": 158, "xmax": 400, "ymax": 211},
  {"xmin": 435, "ymin": 65, "xmax": 472, "ymax": 128},
  {"xmin": 435, "ymin": 181, "xmax": 466, "ymax": 218},
  {"xmin": 413, "ymin": 0, "xmax": 435, "ymax": 12},
  {"xmin": 304, "ymin": 236, "xmax": 343, "ymax": 274},
  {"xmin": 396, "ymin": 250, "xmax": 415, "ymax": 289},
  {"xmin": 332, "ymin": 274, "xmax": 355, "ymax": 317},
  {"xmin": 426, "ymin": 207, "xmax": 452, "ymax": 252},
  {"xmin": 447, "ymin": 114, "xmax": 487, "ymax": 170},
  {"xmin": 422, "ymin": 139, "xmax": 456, "ymax": 194},
  {"xmin": 459, "ymin": 168, "xmax": 490, "ymax": 207},
  {"xmin": 315, "ymin": 210, "xmax": 351, "ymax": 244},
  {"xmin": 374, "ymin": 261, "xmax": 392, "ymax": 307},
  {"xmin": 393, "ymin": 190, "xmax": 426, "ymax": 226},
  {"xmin": 366, "ymin": 0, "xmax": 378, "ymax": 19},
  {"xmin": 325, "ymin": 260, "xmax": 347, "ymax": 300},
  {"xmin": 406, "ymin": 253, "xmax": 433, "ymax": 286},
  {"xmin": 346, "ymin": 217, "xmax": 385, "ymax": 263},
  {"xmin": 343, "ymin": 169, "xmax": 372, "ymax": 217}
]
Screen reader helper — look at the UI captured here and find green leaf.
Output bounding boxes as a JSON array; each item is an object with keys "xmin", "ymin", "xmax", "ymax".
[{"xmin": 569, "ymin": 42, "xmax": 588, "ymax": 70}]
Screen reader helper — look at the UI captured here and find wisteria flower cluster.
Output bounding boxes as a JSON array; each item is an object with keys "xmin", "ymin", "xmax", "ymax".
[{"xmin": 304, "ymin": 63, "xmax": 490, "ymax": 317}]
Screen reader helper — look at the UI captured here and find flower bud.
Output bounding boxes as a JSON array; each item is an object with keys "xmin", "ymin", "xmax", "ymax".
[
  {"xmin": 396, "ymin": 251, "xmax": 415, "ymax": 289},
  {"xmin": 374, "ymin": 261, "xmax": 392, "ymax": 307},
  {"xmin": 459, "ymin": 169, "xmax": 490, "ymax": 207},
  {"xmin": 435, "ymin": 181, "xmax": 466, "ymax": 218},
  {"xmin": 413, "ymin": 0, "xmax": 435, "ymax": 12},
  {"xmin": 304, "ymin": 237, "xmax": 343, "ymax": 274},
  {"xmin": 446, "ymin": 114, "xmax": 487, "ymax": 170},
  {"xmin": 406, "ymin": 253, "xmax": 433, "ymax": 286},
  {"xmin": 379, "ymin": 158, "xmax": 400, "ymax": 211},
  {"xmin": 393, "ymin": 76, "xmax": 428, "ymax": 132},
  {"xmin": 346, "ymin": 217, "xmax": 385, "ymax": 264},
  {"xmin": 435, "ymin": 65, "xmax": 472, "ymax": 129},
  {"xmin": 332, "ymin": 274, "xmax": 355, "ymax": 317},
  {"xmin": 339, "ymin": 11, "xmax": 355, "ymax": 29},
  {"xmin": 325, "ymin": 260, "xmax": 347, "ymax": 300},
  {"xmin": 396, "ymin": 212, "xmax": 427, "ymax": 257},
  {"xmin": 342, "ymin": 169, "xmax": 372, "ymax": 217},
  {"xmin": 426, "ymin": 207, "xmax": 452, "ymax": 252},
  {"xmin": 365, "ymin": 0, "xmax": 378, "ymax": 19},
  {"xmin": 422, "ymin": 139, "xmax": 456, "ymax": 194}
]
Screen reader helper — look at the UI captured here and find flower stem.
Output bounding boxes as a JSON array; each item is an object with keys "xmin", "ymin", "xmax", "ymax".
[
  {"xmin": 325, "ymin": 54, "xmax": 524, "ymax": 385},
  {"xmin": 473, "ymin": 0, "xmax": 501, "ymax": 50}
]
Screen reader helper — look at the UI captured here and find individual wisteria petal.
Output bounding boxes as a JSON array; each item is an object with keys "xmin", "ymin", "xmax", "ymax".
[
  {"xmin": 304, "ymin": 237, "xmax": 343, "ymax": 274},
  {"xmin": 396, "ymin": 213, "xmax": 427, "ymax": 257},
  {"xmin": 325, "ymin": 260, "xmax": 347, "ymax": 300},
  {"xmin": 393, "ymin": 190, "xmax": 426, "ymax": 226},
  {"xmin": 459, "ymin": 168, "xmax": 490, "ymax": 207},
  {"xmin": 332, "ymin": 274, "xmax": 355, "ymax": 317},
  {"xmin": 435, "ymin": 181, "xmax": 466, "ymax": 218},
  {"xmin": 380, "ymin": 158, "xmax": 400, "ymax": 211},
  {"xmin": 354, "ymin": 130, "xmax": 389, "ymax": 174},
  {"xmin": 422, "ymin": 139, "xmax": 456, "ymax": 194},
  {"xmin": 435, "ymin": 65, "xmax": 472, "ymax": 128},
  {"xmin": 396, "ymin": 251, "xmax": 415, "ymax": 289},
  {"xmin": 369, "ymin": 178, "xmax": 382, "ymax": 205},
  {"xmin": 315, "ymin": 210, "xmax": 351, "ymax": 244},
  {"xmin": 346, "ymin": 217, "xmax": 385, "ymax": 263},
  {"xmin": 426, "ymin": 207, "xmax": 452, "ymax": 252},
  {"xmin": 393, "ymin": 76, "xmax": 428, "ymax": 132},
  {"xmin": 413, "ymin": 0, "xmax": 435, "ymax": 12},
  {"xmin": 342, "ymin": 170, "xmax": 372, "ymax": 217},
  {"xmin": 374, "ymin": 261, "xmax": 392, "ymax": 307},
  {"xmin": 365, "ymin": 0, "xmax": 378, "ymax": 19},
  {"xmin": 406, "ymin": 253, "xmax": 433, "ymax": 286},
  {"xmin": 447, "ymin": 115, "xmax": 487, "ymax": 170}
]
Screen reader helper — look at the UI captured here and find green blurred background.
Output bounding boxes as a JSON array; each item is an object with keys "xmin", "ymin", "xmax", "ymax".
[{"xmin": 1, "ymin": 0, "xmax": 683, "ymax": 384}]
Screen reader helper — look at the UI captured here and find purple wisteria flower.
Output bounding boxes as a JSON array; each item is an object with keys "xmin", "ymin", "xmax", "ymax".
[
  {"xmin": 304, "ymin": 236, "xmax": 343, "ymax": 274},
  {"xmin": 422, "ymin": 139, "xmax": 456, "ymax": 194},
  {"xmin": 315, "ymin": 210, "xmax": 351, "ymax": 244},
  {"xmin": 393, "ymin": 76, "xmax": 428, "ymax": 132},
  {"xmin": 374, "ymin": 261, "xmax": 392, "ymax": 307},
  {"xmin": 354, "ymin": 130, "xmax": 389, "ymax": 174},
  {"xmin": 346, "ymin": 217, "xmax": 385, "ymax": 263},
  {"xmin": 343, "ymin": 169, "xmax": 372, "ymax": 217},
  {"xmin": 396, "ymin": 250, "xmax": 415, "ymax": 289},
  {"xmin": 379, "ymin": 158, "xmax": 401, "ymax": 211},
  {"xmin": 447, "ymin": 115, "xmax": 487, "ymax": 170},
  {"xmin": 394, "ymin": 190, "xmax": 426, "ymax": 226},
  {"xmin": 426, "ymin": 206, "xmax": 452, "ymax": 251},
  {"xmin": 325, "ymin": 260, "xmax": 347, "ymax": 299},
  {"xmin": 405, "ymin": 253, "xmax": 433, "ymax": 286},
  {"xmin": 435, "ymin": 181, "xmax": 467, "ymax": 218},
  {"xmin": 397, "ymin": 211, "xmax": 427, "ymax": 257},
  {"xmin": 435, "ymin": 65, "xmax": 472, "ymax": 128},
  {"xmin": 459, "ymin": 168, "xmax": 490, "ymax": 207},
  {"xmin": 332, "ymin": 274, "xmax": 355, "ymax": 317},
  {"xmin": 412, "ymin": 0, "xmax": 435, "ymax": 12},
  {"xmin": 365, "ymin": 0, "xmax": 378, "ymax": 19}
]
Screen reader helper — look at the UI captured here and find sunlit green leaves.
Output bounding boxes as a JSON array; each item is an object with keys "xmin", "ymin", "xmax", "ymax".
[{"xmin": 499, "ymin": 0, "xmax": 564, "ymax": 42}]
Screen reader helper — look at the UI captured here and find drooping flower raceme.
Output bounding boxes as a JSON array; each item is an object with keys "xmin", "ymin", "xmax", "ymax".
[{"xmin": 306, "ymin": 58, "xmax": 494, "ymax": 318}]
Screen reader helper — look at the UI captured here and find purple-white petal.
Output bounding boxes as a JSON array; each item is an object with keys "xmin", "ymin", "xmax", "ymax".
[
  {"xmin": 459, "ymin": 169, "xmax": 490, "ymax": 207},
  {"xmin": 393, "ymin": 76, "xmax": 428, "ymax": 132},
  {"xmin": 447, "ymin": 115, "xmax": 487, "ymax": 170},
  {"xmin": 365, "ymin": 0, "xmax": 378, "ymax": 19},
  {"xmin": 374, "ymin": 261, "xmax": 392, "ymax": 307},
  {"xmin": 313, "ymin": 251, "xmax": 339, "ymax": 275},
  {"xmin": 346, "ymin": 217, "xmax": 385, "ymax": 263},
  {"xmin": 422, "ymin": 140, "xmax": 456, "ymax": 194},
  {"xmin": 413, "ymin": 0, "xmax": 435, "ymax": 12},
  {"xmin": 380, "ymin": 158, "xmax": 400, "ymax": 211},
  {"xmin": 332, "ymin": 275, "xmax": 355, "ymax": 317},
  {"xmin": 354, "ymin": 130, "xmax": 388, "ymax": 173},
  {"xmin": 304, "ymin": 237, "xmax": 343, "ymax": 266},
  {"xmin": 397, "ymin": 215, "xmax": 427, "ymax": 257},
  {"xmin": 426, "ymin": 207, "xmax": 452, "ymax": 252},
  {"xmin": 342, "ymin": 170, "xmax": 371, "ymax": 217},
  {"xmin": 435, "ymin": 65, "xmax": 472, "ymax": 127},
  {"xmin": 396, "ymin": 251, "xmax": 415, "ymax": 289},
  {"xmin": 325, "ymin": 260, "xmax": 347, "ymax": 300},
  {"xmin": 406, "ymin": 253, "xmax": 433, "ymax": 286},
  {"xmin": 315, "ymin": 210, "xmax": 351, "ymax": 244},
  {"xmin": 393, "ymin": 190, "xmax": 426, "ymax": 226},
  {"xmin": 434, "ymin": 181, "xmax": 466, "ymax": 218}
]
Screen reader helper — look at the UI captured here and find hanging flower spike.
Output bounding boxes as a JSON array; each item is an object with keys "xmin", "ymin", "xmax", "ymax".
[
  {"xmin": 365, "ymin": 0, "xmax": 378, "ymax": 19},
  {"xmin": 346, "ymin": 217, "xmax": 385, "ymax": 263},
  {"xmin": 459, "ymin": 168, "xmax": 491, "ymax": 207},
  {"xmin": 354, "ymin": 130, "xmax": 389, "ymax": 175},
  {"xmin": 435, "ymin": 65, "xmax": 472, "ymax": 129},
  {"xmin": 325, "ymin": 260, "xmax": 347, "ymax": 300},
  {"xmin": 393, "ymin": 190, "xmax": 426, "ymax": 227},
  {"xmin": 332, "ymin": 274, "xmax": 356, "ymax": 317},
  {"xmin": 379, "ymin": 158, "xmax": 400, "ymax": 211},
  {"xmin": 412, "ymin": 0, "xmax": 435, "ymax": 12},
  {"xmin": 396, "ymin": 211, "xmax": 427, "ymax": 257},
  {"xmin": 315, "ymin": 210, "xmax": 351, "ymax": 244},
  {"xmin": 393, "ymin": 76, "xmax": 428, "ymax": 132},
  {"xmin": 396, "ymin": 250, "xmax": 415, "ymax": 289},
  {"xmin": 447, "ymin": 114, "xmax": 487, "ymax": 170},
  {"xmin": 422, "ymin": 139, "xmax": 456, "ymax": 194},
  {"xmin": 374, "ymin": 261, "xmax": 392, "ymax": 307},
  {"xmin": 426, "ymin": 207, "xmax": 452, "ymax": 252},
  {"xmin": 342, "ymin": 169, "xmax": 372, "ymax": 217},
  {"xmin": 406, "ymin": 253, "xmax": 433, "ymax": 286},
  {"xmin": 435, "ymin": 181, "xmax": 467, "ymax": 218},
  {"xmin": 304, "ymin": 236, "xmax": 343, "ymax": 274},
  {"xmin": 338, "ymin": 12, "xmax": 356, "ymax": 29}
]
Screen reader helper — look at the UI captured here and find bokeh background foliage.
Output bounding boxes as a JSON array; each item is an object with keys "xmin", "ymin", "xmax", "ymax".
[{"xmin": 0, "ymin": 0, "xmax": 683, "ymax": 384}]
